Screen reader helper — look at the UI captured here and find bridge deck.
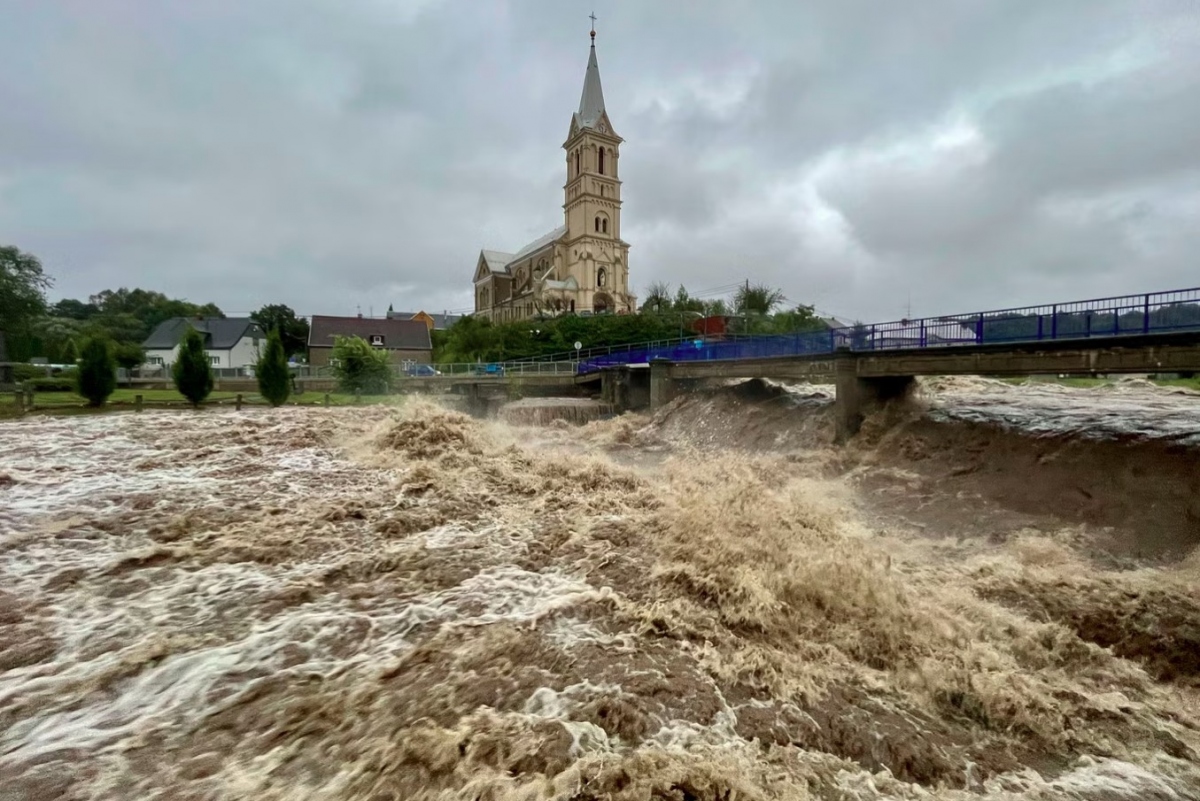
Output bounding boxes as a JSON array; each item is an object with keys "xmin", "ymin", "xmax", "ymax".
[{"xmin": 662, "ymin": 331, "xmax": 1200, "ymax": 381}]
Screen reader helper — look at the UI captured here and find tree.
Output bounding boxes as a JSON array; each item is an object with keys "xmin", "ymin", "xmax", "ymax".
[
  {"xmin": 76, "ymin": 337, "xmax": 116, "ymax": 407},
  {"xmin": 640, "ymin": 282, "xmax": 672, "ymax": 313},
  {"xmin": 112, "ymin": 342, "xmax": 146, "ymax": 371},
  {"xmin": 62, "ymin": 338, "xmax": 79, "ymax": 365},
  {"xmin": 89, "ymin": 287, "xmax": 224, "ymax": 344},
  {"xmin": 438, "ymin": 315, "xmax": 502, "ymax": 363},
  {"xmin": 1, "ymin": 246, "xmax": 52, "ymax": 359},
  {"xmin": 672, "ymin": 285, "xmax": 706, "ymax": 314},
  {"xmin": 734, "ymin": 282, "xmax": 786, "ymax": 315},
  {"xmin": 768, "ymin": 304, "xmax": 824, "ymax": 333},
  {"xmin": 250, "ymin": 304, "xmax": 310, "ymax": 359},
  {"xmin": 50, "ymin": 298, "xmax": 99, "ymax": 320},
  {"xmin": 256, "ymin": 329, "xmax": 291, "ymax": 407},
  {"xmin": 173, "ymin": 327, "xmax": 214, "ymax": 407},
  {"xmin": 331, "ymin": 335, "xmax": 393, "ymax": 394}
]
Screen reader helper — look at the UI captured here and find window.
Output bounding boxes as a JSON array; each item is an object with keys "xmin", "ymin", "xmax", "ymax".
[
  {"xmin": 148, "ymin": 356, "xmax": 164, "ymax": 365},
  {"xmin": 370, "ymin": 334, "xmax": 385, "ymax": 346},
  {"xmin": 602, "ymin": 218, "xmax": 608, "ymax": 234},
  {"xmin": 595, "ymin": 217, "xmax": 601, "ymax": 232},
  {"xmin": 598, "ymin": 147, "xmax": 605, "ymax": 175},
  {"xmin": 575, "ymin": 151, "xmax": 580, "ymax": 175},
  {"xmin": 209, "ymin": 356, "xmax": 220, "ymax": 366}
]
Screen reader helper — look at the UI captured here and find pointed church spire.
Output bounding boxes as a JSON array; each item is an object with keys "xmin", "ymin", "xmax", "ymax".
[{"xmin": 577, "ymin": 16, "xmax": 607, "ymax": 129}]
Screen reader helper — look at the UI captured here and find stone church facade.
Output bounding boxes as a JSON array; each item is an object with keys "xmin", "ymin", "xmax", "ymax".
[{"xmin": 473, "ymin": 30, "xmax": 635, "ymax": 322}]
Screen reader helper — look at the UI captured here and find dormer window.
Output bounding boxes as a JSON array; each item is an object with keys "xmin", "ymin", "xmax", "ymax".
[{"xmin": 370, "ymin": 334, "xmax": 385, "ymax": 347}]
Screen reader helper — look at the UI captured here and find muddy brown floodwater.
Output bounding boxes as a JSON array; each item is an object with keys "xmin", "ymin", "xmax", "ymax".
[{"xmin": 1, "ymin": 383, "xmax": 1199, "ymax": 800}]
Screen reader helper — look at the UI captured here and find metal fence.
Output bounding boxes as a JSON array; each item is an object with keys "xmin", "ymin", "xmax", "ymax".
[
  {"xmin": 286, "ymin": 361, "xmax": 580, "ymax": 379},
  {"xmin": 574, "ymin": 287, "xmax": 1200, "ymax": 373},
  {"xmin": 839, "ymin": 287, "xmax": 1200, "ymax": 351}
]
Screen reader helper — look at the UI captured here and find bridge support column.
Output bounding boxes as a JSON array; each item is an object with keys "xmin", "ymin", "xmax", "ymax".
[
  {"xmin": 649, "ymin": 359, "xmax": 675, "ymax": 411},
  {"xmin": 834, "ymin": 355, "xmax": 863, "ymax": 443},
  {"xmin": 464, "ymin": 383, "xmax": 489, "ymax": 418},
  {"xmin": 835, "ymin": 354, "xmax": 914, "ymax": 443}
]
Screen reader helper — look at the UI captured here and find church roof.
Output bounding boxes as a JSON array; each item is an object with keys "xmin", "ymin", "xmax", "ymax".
[
  {"xmin": 481, "ymin": 250, "xmax": 515, "ymax": 274},
  {"xmin": 511, "ymin": 225, "xmax": 568, "ymax": 262},
  {"xmin": 576, "ymin": 39, "xmax": 607, "ymax": 130}
]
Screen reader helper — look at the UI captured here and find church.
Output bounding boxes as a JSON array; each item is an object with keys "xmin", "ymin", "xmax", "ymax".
[{"xmin": 472, "ymin": 26, "xmax": 635, "ymax": 322}]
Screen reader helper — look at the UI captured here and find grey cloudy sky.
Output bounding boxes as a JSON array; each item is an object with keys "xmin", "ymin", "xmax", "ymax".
[{"xmin": 2, "ymin": 1, "xmax": 1198, "ymax": 323}]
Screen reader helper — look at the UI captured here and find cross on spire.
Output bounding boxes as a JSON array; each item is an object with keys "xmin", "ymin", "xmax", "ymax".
[{"xmin": 589, "ymin": 11, "xmax": 597, "ymax": 39}]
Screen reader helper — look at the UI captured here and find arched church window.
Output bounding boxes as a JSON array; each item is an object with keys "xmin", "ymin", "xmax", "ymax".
[
  {"xmin": 602, "ymin": 218, "xmax": 608, "ymax": 234},
  {"xmin": 598, "ymin": 147, "xmax": 605, "ymax": 175},
  {"xmin": 594, "ymin": 217, "xmax": 601, "ymax": 232},
  {"xmin": 597, "ymin": 267, "xmax": 607, "ymax": 288},
  {"xmin": 575, "ymin": 151, "xmax": 580, "ymax": 175}
]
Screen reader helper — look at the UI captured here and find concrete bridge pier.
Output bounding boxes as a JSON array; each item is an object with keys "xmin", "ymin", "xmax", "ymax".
[
  {"xmin": 600, "ymin": 367, "xmax": 639, "ymax": 412},
  {"xmin": 649, "ymin": 359, "xmax": 675, "ymax": 411},
  {"xmin": 463, "ymin": 383, "xmax": 491, "ymax": 418},
  {"xmin": 835, "ymin": 354, "xmax": 914, "ymax": 443}
]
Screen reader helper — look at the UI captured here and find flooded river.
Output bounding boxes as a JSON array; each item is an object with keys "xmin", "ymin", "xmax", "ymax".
[{"xmin": 1, "ymin": 383, "xmax": 1199, "ymax": 799}]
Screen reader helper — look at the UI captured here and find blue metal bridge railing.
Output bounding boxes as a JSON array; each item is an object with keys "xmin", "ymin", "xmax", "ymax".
[{"xmin": 570, "ymin": 287, "xmax": 1200, "ymax": 375}]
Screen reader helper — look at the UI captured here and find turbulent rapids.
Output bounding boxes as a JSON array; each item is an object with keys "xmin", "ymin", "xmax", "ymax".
[{"xmin": 2, "ymin": 379, "xmax": 1199, "ymax": 799}]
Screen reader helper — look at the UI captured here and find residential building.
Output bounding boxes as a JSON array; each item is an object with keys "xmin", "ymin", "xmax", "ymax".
[
  {"xmin": 307, "ymin": 315, "xmax": 432, "ymax": 367},
  {"xmin": 472, "ymin": 25, "xmax": 635, "ymax": 323},
  {"xmin": 142, "ymin": 317, "xmax": 265, "ymax": 370},
  {"xmin": 385, "ymin": 308, "xmax": 462, "ymax": 330}
]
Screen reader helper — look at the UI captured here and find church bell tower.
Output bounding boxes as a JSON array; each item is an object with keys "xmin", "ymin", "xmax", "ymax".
[{"xmin": 562, "ymin": 20, "xmax": 631, "ymax": 314}]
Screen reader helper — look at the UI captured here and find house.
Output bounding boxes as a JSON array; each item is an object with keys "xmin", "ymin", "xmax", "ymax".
[
  {"xmin": 472, "ymin": 25, "xmax": 636, "ymax": 322},
  {"xmin": 142, "ymin": 317, "xmax": 266, "ymax": 370},
  {"xmin": 307, "ymin": 315, "xmax": 432, "ymax": 367},
  {"xmin": 385, "ymin": 308, "xmax": 462, "ymax": 330}
]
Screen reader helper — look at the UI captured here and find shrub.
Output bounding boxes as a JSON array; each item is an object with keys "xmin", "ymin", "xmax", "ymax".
[
  {"xmin": 76, "ymin": 337, "xmax": 117, "ymax": 406},
  {"xmin": 331, "ymin": 335, "xmax": 393, "ymax": 394},
  {"xmin": 256, "ymin": 328, "xmax": 291, "ymax": 407},
  {"xmin": 172, "ymin": 327, "xmax": 213, "ymax": 407},
  {"xmin": 12, "ymin": 363, "xmax": 48, "ymax": 382},
  {"xmin": 24, "ymin": 376, "xmax": 76, "ymax": 393}
]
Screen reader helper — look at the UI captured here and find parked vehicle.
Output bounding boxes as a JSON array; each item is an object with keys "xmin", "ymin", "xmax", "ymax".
[
  {"xmin": 471, "ymin": 363, "xmax": 505, "ymax": 376},
  {"xmin": 404, "ymin": 363, "xmax": 441, "ymax": 377}
]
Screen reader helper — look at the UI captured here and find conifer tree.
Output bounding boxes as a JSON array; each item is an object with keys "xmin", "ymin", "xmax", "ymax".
[
  {"xmin": 173, "ymin": 326, "xmax": 213, "ymax": 407},
  {"xmin": 256, "ymin": 328, "xmax": 291, "ymax": 407},
  {"xmin": 77, "ymin": 337, "xmax": 116, "ymax": 407}
]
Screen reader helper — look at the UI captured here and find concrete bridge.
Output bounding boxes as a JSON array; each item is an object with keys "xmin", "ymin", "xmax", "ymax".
[{"xmin": 627, "ymin": 330, "xmax": 1200, "ymax": 441}]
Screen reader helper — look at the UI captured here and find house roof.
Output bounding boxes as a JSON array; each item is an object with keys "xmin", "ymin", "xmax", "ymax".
[
  {"xmin": 387, "ymin": 311, "xmax": 464, "ymax": 330},
  {"xmin": 576, "ymin": 40, "xmax": 607, "ymax": 130},
  {"xmin": 142, "ymin": 317, "xmax": 263, "ymax": 350},
  {"xmin": 308, "ymin": 315, "xmax": 432, "ymax": 350}
]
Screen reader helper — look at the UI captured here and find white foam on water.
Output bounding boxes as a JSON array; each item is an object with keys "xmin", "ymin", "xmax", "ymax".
[{"xmin": 920, "ymin": 376, "xmax": 1200, "ymax": 444}]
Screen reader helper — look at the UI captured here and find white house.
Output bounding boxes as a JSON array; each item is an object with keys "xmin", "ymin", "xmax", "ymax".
[{"xmin": 142, "ymin": 317, "xmax": 266, "ymax": 370}]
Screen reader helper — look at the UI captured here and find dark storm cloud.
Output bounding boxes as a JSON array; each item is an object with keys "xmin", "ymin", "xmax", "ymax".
[{"xmin": 1, "ymin": 0, "xmax": 1197, "ymax": 322}]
